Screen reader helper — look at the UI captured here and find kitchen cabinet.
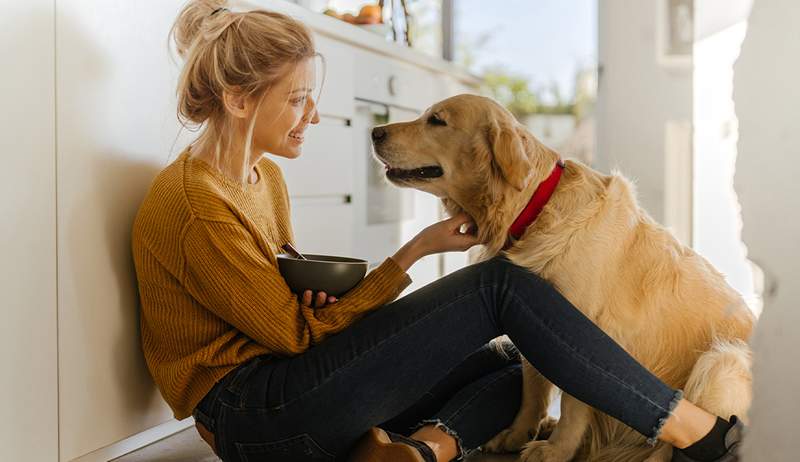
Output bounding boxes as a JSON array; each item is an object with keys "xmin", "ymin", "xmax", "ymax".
[{"xmin": 273, "ymin": 118, "xmax": 355, "ymax": 199}]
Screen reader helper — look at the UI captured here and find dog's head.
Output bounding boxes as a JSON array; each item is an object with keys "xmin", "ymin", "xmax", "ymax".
[{"xmin": 371, "ymin": 94, "xmax": 559, "ymax": 246}]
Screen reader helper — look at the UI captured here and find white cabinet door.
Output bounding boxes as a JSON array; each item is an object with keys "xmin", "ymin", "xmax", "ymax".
[
  {"xmin": 271, "ymin": 118, "xmax": 354, "ymax": 198},
  {"xmin": 289, "ymin": 196, "xmax": 354, "ymax": 257}
]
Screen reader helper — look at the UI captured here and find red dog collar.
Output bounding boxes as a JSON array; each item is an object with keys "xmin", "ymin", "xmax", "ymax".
[{"xmin": 503, "ymin": 160, "xmax": 565, "ymax": 250}]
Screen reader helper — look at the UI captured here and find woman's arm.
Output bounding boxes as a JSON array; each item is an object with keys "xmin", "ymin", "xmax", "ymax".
[
  {"xmin": 181, "ymin": 218, "xmax": 411, "ymax": 355},
  {"xmin": 303, "ymin": 212, "xmax": 480, "ymax": 306}
]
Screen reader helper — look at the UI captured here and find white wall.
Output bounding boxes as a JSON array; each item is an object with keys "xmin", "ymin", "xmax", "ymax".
[
  {"xmin": 692, "ymin": 6, "xmax": 757, "ymax": 312},
  {"xmin": 597, "ymin": 0, "xmax": 693, "ymax": 223},
  {"xmin": 0, "ymin": 2, "xmax": 59, "ymax": 461},
  {"xmin": 733, "ymin": 0, "xmax": 800, "ymax": 459}
]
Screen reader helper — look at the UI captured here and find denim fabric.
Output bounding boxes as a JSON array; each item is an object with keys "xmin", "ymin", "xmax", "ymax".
[{"xmin": 193, "ymin": 256, "xmax": 679, "ymax": 461}]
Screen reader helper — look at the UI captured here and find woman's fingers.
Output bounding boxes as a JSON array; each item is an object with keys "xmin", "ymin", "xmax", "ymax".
[
  {"xmin": 450, "ymin": 213, "xmax": 478, "ymax": 234},
  {"xmin": 315, "ymin": 291, "xmax": 327, "ymax": 308},
  {"xmin": 301, "ymin": 290, "xmax": 337, "ymax": 307}
]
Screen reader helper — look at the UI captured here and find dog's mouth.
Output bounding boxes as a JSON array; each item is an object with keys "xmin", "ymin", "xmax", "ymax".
[
  {"xmin": 383, "ymin": 164, "xmax": 444, "ymax": 181},
  {"xmin": 387, "ymin": 165, "xmax": 444, "ymax": 180}
]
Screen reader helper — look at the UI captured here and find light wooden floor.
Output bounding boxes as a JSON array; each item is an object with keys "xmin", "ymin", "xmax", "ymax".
[{"xmin": 112, "ymin": 426, "xmax": 519, "ymax": 461}]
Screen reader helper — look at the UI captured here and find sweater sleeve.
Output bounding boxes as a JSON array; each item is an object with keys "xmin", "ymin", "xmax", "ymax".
[{"xmin": 181, "ymin": 218, "xmax": 412, "ymax": 355}]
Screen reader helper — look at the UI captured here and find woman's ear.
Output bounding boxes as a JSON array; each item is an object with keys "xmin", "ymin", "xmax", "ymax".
[
  {"xmin": 222, "ymin": 87, "xmax": 250, "ymax": 119},
  {"xmin": 488, "ymin": 120, "xmax": 532, "ymax": 191}
]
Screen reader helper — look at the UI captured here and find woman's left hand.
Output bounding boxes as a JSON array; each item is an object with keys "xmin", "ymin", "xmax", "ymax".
[{"xmin": 301, "ymin": 289, "xmax": 338, "ymax": 308}]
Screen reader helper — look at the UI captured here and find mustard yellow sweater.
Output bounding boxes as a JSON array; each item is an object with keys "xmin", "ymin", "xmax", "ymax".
[{"xmin": 131, "ymin": 147, "xmax": 412, "ymax": 419}]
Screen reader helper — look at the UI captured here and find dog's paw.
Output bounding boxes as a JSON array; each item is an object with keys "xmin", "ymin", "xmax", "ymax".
[
  {"xmin": 482, "ymin": 425, "xmax": 533, "ymax": 453},
  {"xmin": 519, "ymin": 441, "xmax": 569, "ymax": 462},
  {"xmin": 534, "ymin": 416, "xmax": 559, "ymax": 440}
]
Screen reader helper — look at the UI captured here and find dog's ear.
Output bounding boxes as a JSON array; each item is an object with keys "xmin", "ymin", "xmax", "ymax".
[{"xmin": 488, "ymin": 121, "xmax": 532, "ymax": 191}]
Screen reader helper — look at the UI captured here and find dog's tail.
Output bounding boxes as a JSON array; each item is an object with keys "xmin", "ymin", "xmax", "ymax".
[
  {"xmin": 584, "ymin": 338, "xmax": 753, "ymax": 461},
  {"xmin": 682, "ymin": 338, "xmax": 753, "ymax": 421}
]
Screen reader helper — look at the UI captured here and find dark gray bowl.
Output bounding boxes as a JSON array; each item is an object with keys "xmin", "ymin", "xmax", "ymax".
[{"xmin": 276, "ymin": 253, "xmax": 368, "ymax": 297}]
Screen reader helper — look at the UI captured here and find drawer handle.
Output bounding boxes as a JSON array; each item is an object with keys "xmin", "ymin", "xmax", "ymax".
[{"xmin": 387, "ymin": 75, "xmax": 398, "ymax": 96}]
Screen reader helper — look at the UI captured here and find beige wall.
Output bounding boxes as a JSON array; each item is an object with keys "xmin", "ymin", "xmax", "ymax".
[
  {"xmin": 55, "ymin": 1, "xmax": 195, "ymax": 460},
  {"xmin": 0, "ymin": 2, "xmax": 59, "ymax": 461},
  {"xmin": 734, "ymin": 0, "xmax": 800, "ymax": 459}
]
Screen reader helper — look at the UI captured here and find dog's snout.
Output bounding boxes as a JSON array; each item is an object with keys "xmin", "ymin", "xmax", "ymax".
[{"xmin": 371, "ymin": 127, "xmax": 388, "ymax": 143}]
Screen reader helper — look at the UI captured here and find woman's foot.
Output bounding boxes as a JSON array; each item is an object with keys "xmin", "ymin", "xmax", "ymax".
[
  {"xmin": 671, "ymin": 416, "xmax": 744, "ymax": 462},
  {"xmin": 349, "ymin": 427, "xmax": 437, "ymax": 462}
]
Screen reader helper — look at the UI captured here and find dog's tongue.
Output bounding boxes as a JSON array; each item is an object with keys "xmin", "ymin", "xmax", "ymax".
[{"xmin": 387, "ymin": 166, "xmax": 444, "ymax": 179}]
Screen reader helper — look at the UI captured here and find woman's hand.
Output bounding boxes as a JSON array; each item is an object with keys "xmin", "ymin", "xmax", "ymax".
[
  {"xmin": 301, "ymin": 289, "xmax": 338, "ymax": 308},
  {"xmin": 391, "ymin": 212, "xmax": 482, "ymax": 272},
  {"xmin": 415, "ymin": 211, "xmax": 482, "ymax": 255}
]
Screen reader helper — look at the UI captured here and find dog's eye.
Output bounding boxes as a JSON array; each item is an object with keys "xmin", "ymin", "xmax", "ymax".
[{"xmin": 427, "ymin": 114, "xmax": 447, "ymax": 126}]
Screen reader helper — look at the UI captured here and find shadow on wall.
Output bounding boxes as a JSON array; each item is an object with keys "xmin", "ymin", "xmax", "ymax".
[{"xmin": 57, "ymin": 10, "xmax": 172, "ymax": 454}]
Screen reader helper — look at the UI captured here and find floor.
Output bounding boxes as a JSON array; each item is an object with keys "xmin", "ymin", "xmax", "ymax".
[{"xmin": 111, "ymin": 426, "xmax": 518, "ymax": 461}]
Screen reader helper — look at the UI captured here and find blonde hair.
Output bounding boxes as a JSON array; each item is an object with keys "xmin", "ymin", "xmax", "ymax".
[{"xmin": 169, "ymin": 0, "xmax": 322, "ymax": 184}]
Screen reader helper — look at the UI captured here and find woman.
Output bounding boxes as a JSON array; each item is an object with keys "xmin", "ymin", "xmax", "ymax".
[{"xmin": 131, "ymin": 2, "xmax": 743, "ymax": 461}]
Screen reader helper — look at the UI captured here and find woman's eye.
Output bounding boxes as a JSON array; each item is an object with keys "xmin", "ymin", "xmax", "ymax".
[
  {"xmin": 428, "ymin": 114, "xmax": 447, "ymax": 126},
  {"xmin": 291, "ymin": 97, "xmax": 307, "ymax": 106}
]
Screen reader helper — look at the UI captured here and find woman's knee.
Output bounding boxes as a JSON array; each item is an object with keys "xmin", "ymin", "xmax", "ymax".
[
  {"xmin": 487, "ymin": 335, "xmax": 521, "ymax": 364},
  {"xmin": 473, "ymin": 255, "xmax": 549, "ymax": 291}
]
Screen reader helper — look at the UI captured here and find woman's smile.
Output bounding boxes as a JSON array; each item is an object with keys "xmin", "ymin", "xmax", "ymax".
[{"xmin": 288, "ymin": 129, "xmax": 305, "ymax": 144}]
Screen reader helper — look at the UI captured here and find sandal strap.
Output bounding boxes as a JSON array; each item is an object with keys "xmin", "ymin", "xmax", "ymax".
[{"xmin": 385, "ymin": 431, "xmax": 437, "ymax": 462}]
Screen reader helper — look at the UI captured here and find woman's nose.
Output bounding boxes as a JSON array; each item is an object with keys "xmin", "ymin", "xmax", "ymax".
[{"xmin": 305, "ymin": 99, "xmax": 320, "ymax": 124}]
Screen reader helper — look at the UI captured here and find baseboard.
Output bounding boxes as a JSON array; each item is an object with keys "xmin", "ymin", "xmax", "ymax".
[{"xmin": 68, "ymin": 417, "xmax": 195, "ymax": 462}]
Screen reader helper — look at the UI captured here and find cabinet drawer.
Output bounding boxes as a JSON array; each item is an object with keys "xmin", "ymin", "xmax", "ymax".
[
  {"xmin": 272, "ymin": 119, "xmax": 354, "ymax": 197},
  {"xmin": 353, "ymin": 48, "xmax": 437, "ymax": 112}
]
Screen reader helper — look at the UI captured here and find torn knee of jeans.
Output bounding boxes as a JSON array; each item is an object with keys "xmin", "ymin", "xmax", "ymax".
[{"xmin": 411, "ymin": 419, "xmax": 467, "ymax": 461}]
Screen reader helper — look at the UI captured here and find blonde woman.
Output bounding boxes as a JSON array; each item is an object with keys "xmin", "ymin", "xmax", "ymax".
[{"xmin": 131, "ymin": 2, "xmax": 743, "ymax": 461}]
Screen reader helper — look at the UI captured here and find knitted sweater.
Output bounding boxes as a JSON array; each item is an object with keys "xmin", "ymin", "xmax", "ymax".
[{"xmin": 131, "ymin": 147, "xmax": 412, "ymax": 419}]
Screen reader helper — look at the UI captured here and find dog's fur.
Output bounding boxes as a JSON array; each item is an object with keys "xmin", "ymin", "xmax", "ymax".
[{"xmin": 372, "ymin": 95, "xmax": 755, "ymax": 462}]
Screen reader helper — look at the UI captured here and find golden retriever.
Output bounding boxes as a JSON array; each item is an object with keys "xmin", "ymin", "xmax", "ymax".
[{"xmin": 371, "ymin": 95, "xmax": 755, "ymax": 462}]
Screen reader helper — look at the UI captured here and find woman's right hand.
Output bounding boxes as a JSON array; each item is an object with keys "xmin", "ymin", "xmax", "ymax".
[
  {"xmin": 392, "ymin": 212, "xmax": 482, "ymax": 272},
  {"xmin": 414, "ymin": 211, "xmax": 482, "ymax": 255}
]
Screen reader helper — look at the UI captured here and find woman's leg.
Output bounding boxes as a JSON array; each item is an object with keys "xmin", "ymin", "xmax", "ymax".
[
  {"xmin": 379, "ymin": 340, "xmax": 521, "ymax": 436},
  {"xmin": 411, "ymin": 362, "xmax": 525, "ymax": 458},
  {"xmin": 211, "ymin": 256, "xmax": 681, "ymax": 461}
]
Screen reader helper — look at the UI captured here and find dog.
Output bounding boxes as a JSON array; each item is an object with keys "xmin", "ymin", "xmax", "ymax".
[{"xmin": 370, "ymin": 94, "xmax": 755, "ymax": 462}]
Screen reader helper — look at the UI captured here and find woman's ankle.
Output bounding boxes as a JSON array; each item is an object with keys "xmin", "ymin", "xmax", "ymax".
[
  {"xmin": 410, "ymin": 424, "xmax": 458, "ymax": 461},
  {"xmin": 660, "ymin": 399, "xmax": 718, "ymax": 448}
]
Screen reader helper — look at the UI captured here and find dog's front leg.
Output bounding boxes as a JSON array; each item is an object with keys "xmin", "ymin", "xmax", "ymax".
[
  {"xmin": 521, "ymin": 393, "xmax": 591, "ymax": 462},
  {"xmin": 483, "ymin": 358, "xmax": 554, "ymax": 453}
]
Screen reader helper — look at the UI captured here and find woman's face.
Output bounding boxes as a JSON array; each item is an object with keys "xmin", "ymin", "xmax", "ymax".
[{"xmin": 251, "ymin": 58, "xmax": 320, "ymax": 159}]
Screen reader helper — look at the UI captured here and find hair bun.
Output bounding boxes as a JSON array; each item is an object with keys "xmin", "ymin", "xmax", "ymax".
[{"xmin": 171, "ymin": 0, "xmax": 229, "ymax": 59}]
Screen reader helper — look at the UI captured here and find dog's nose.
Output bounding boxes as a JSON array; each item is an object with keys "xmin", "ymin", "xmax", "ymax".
[{"xmin": 371, "ymin": 127, "xmax": 387, "ymax": 143}]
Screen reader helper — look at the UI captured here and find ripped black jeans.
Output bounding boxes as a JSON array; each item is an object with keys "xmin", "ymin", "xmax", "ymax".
[{"xmin": 192, "ymin": 256, "xmax": 681, "ymax": 461}]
